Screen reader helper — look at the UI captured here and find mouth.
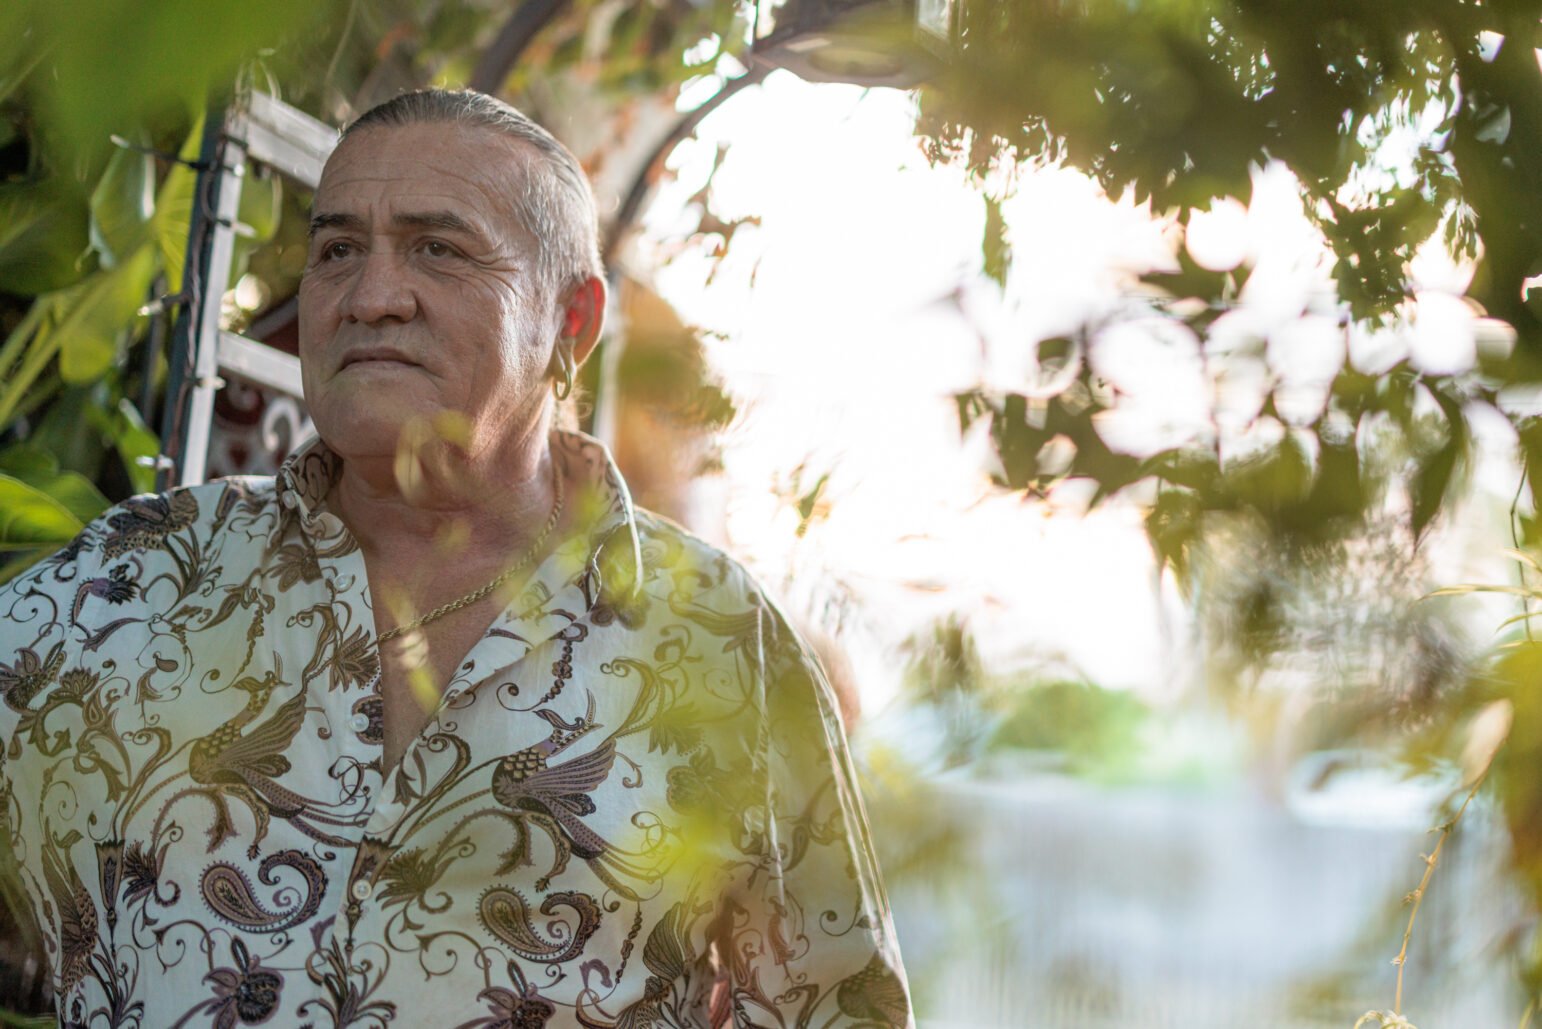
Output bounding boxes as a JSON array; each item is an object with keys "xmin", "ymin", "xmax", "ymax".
[{"xmin": 340, "ymin": 349, "xmax": 419, "ymax": 370}]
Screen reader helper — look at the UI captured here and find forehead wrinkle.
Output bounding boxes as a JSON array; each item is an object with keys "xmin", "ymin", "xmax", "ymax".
[
  {"xmin": 313, "ymin": 127, "xmax": 543, "ymax": 261},
  {"xmin": 392, "ymin": 210, "xmax": 481, "ymax": 236}
]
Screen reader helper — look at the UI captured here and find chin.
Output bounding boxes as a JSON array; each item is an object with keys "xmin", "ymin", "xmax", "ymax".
[{"xmin": 310, "ymin": 401, "xmax": 421, "ymax": 463}]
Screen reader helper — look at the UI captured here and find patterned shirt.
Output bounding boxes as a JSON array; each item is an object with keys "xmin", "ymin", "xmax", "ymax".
[{"xmin": 0, "ymin": 431, "xmax": 911, "ymax": 1028}]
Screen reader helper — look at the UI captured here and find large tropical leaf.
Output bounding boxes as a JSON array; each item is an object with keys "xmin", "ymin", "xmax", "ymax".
[
  {"xmin": 89, "ymin": 143, "xmax": 155, "ymax": 269},
  {"xmin": 0, "ymin": 474, "xmax": 85, "ymax": 550},
  {"xmin": 152, "ymin": 116, "xmax": 203, "ymax": 294},
  {"xmin": 55, "ymin": 245, "xmax": 155, "ymax": 384},
  {"xmin": 0, "ymin": 241, "xmax": 157, "ymax": 426},
  {"xmin": 0, "ymin": 179, "xmax": 90, "ymax": 294},
  {"xmin": 0, "ymin": 444, "xmax": 109, "ymax": 524},
  {"xmin": 93, "ymin": 398, "xmax": 160, "ymax": 495}
]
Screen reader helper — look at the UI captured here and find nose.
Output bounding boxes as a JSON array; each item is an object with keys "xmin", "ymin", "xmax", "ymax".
[{"xmin": 342, "ymin": 249, "xmax": 416, "ymax": 324}]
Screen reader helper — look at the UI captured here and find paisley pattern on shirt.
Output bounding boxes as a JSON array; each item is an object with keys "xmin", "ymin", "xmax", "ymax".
[{"xmin": 0, "ymin": 431, "xmax": 910, "ymax": 1028}]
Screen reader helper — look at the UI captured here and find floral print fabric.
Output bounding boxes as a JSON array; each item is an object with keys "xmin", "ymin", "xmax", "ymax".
[{"xmin": 0, "ymin": 431, "xmax": 910, "ymax": 1027}]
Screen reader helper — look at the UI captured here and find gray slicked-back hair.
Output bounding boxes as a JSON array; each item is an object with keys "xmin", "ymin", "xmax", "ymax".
[{"xmin": 343, "ymin": 89, "xmax": 603, "ymax": 298}]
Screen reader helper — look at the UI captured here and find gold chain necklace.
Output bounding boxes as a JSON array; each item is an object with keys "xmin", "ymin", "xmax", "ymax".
[{"xmin": 377, "ymin": 461, "xmax": 565, "ymax": 644}]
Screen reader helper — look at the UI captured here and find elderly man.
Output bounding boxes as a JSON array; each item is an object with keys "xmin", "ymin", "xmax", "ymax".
[{"xmin": 0, "ymin": 89, "xmax": 911, "ymax": 1027}]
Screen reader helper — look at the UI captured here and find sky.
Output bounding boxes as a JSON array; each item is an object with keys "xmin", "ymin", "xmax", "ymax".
[{"xmin": 635, "ymin": 69, "xmax": 1526, "ymax": 714}]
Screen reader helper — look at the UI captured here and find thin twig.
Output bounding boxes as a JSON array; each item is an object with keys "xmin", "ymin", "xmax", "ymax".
[
  {"xmin": 321, "ymin": 0, "xmax": 360, "ymax": 102},
  {"xmin": 1392, "ymin": 763, "xmax": 1492, "ymax": 1015},
  {"xmin": 1509, "ymin": 467, "xmax": 1532, "ymax": 643}
]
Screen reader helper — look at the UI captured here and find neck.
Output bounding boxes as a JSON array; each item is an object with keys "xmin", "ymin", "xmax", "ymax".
[{"xmin": 328, "ymin": 420, "xmax": 560, "ymax": 566}]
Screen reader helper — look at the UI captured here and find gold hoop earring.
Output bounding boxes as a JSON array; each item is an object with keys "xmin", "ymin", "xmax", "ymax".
[{"xmin": 551, "ymin": 342, "xmax": 575, "ymax": 400}]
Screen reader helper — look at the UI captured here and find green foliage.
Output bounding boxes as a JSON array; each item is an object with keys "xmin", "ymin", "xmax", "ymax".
[
  {"xmin": 923, "ymin": 0, "xmax": 1542, "ymax": 595},
  {"xmin": 0, "ymin": 178, "xmax": 90, "ymax": 294},
  {"xmin": 0, "ymin": 0, "xmax": 332, "ymax": 166},
  {"xmin": 987, "ymin": 679, "xmax": 1149, "ymax": 776}
]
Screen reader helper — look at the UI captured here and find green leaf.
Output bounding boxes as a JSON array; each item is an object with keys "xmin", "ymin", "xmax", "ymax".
[
  {"xmin": 0, "ymin": 443, "xmax": 109, "ymax": 523},
  {"xmin": 0, "ymin": 297, "xmax": 54, "ymax": 384},
  {"xmin": 236, "ymin": 165, "xmax": 282, "ymax": 246},
  {"xmin": 0, "ymin": 180, "xmax": 91, "ymax": 295},
  {"xmin": 0, "ymin": 549, "xmax": 50, "ymax": 586},
  {"xmin": 89, "ymin": 142, "xmax": 155, "ymax": 268},
  {"xmin": 153, "ymin": 116, "xmax": 204, "ymax": 294},
  {"xmin": 31, "ymin": 388, "xmax": 106, "ymax": 478},
  {"xmin": 54, "ymin": 245, "xmax": 155, "ymax": 384},
  {"xmin": 1146, "ymin": 487, "xmax": 1202, "ymax": 582},
  {"xmin": 8, "ymin": 471, "xmax": 105, "ymax": 527},
  {"xmin": 0, "ymin": 443, "xmax": 58, "ymax": 479},
  {"xmin": 982, "ymin": 194, "xmax": 1011, "ymax": 287},
  {"xmin": 1409, "ymin": 390, "xmax": 1467, "ymax": 537},
  {"xmin": 0, "ymin": 474, "xmax": 85, "ymax": 550},
  {"xmin": 0, "ymin": 293, "xmax": 69, "ymax": 429},
  {"xmin": 93, "ymin": 398, "xmax": 160, "ymax": 495}
]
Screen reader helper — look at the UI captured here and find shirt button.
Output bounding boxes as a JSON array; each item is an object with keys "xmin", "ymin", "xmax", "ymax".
[
  {"xmin": 348, "ymin": 713, "xmax": 369, "ymax": 732},
  {"xmin": 350, "ymin": 880, "xmax": 372, "ymax": 902}
]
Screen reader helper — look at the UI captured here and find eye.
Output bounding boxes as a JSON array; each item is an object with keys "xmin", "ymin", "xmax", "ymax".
[
  {"xmin": 421, "ymin": 240, "xmax": 456, "ymax": 259},
  {"xmin": 320, "ymin": 240, "xmax": 355, "ymax": 262}
]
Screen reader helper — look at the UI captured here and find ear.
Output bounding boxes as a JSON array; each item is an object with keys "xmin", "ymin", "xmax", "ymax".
[{"xmin": 560, "ymin": 275, "xmax": 606, "ymax": 366}]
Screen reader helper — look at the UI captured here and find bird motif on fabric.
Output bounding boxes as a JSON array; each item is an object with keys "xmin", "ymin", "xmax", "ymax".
[
  {"xmin": 489, "ymin": 696, "xmax": 620, "ymax": 889},
  {"xmin": 184, "ymin": 658, "xmax": 354, "ymax": 856},
  {"xmin": 39, "ymin": 829, "xmax": 99, "ymax": 996}
]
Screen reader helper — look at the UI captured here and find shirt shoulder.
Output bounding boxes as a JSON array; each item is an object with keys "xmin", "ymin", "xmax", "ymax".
[
  {"xmin": 7, "ymin": 476, "xmax": 279, "ymax": 588},
  {"xmin": 620, "ymin": 507, "xmax": 825, "ymax": 699},
  {"xmin": 0, "ymin": 477, "xmax": 280, "ymax": 731},
  {"xmin": 629, "ymin": 508, "xmax": 777, "ymax": 612}
]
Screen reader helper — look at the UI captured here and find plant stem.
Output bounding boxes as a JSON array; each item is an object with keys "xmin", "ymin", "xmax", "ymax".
[{"xmin": 1393, "ymin": 765, "xmax": 1491, "ymax": 1015}]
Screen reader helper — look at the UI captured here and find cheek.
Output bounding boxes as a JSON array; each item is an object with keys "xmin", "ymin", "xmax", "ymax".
[
  {"xmin": 488, "ymin": 289, "xmax": 553, "ymax": 373},
  {"xmin": 296, "ymin": 279, "xmax": 334, "ymax": 346}
]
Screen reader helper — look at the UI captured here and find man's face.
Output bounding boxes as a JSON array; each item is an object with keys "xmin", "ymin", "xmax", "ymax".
[{"xmin": 298, "ymin": 122, "xmax": 561, "ymax": 467}]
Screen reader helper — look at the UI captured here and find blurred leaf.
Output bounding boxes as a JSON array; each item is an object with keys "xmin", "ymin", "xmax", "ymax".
[
  {"xmin": 1461, "ymin": 698, "xmax": 1513, "ymax": 786},
  {"xmin": 0, "ymin": 179, "xmax": 90, "ymax": 294},
  {"xmin": 55, "ymin": 244, "xmax": 154, "ymax": 383},
  {"xmin": 1409, "ymin": 389, "xmax": 1467, "ymax": 538},
  {"xmin": 0, "ymin": 473, "xmax": 84, "ymax": 549},
  {"xmin": 0, "ymin": 296, "xmax": 53, "ymax": 385},
  {"xmin": 31, "ymin": 387, "xmax": 107, "ymax": 478},
  {"xmin": 794, "ymin": 472, "xmax": 829, "ymax": 538},
  {"xmin": 152, "ymin": 116, "xmax": 203, "ymax": 294},
  {"xmin": 88, "ymin": 142, "xmax": 154, "ymax": 268},
  {"xmin": 26, "ymin": 0, "xmax": 324, "ymax": 165},
  {"xmin": 92, "ymin": 397, "xmax": 159, "ymax": 495},
  {"xmin": 0, "ymin": 444, "xmax": 108, "ymax": 524},
  {"xmin": 988, "ymin": 679, "xmax": 1149, "ymax": 780},
  {"xmin": 1425, "ymin": 584, "xmax": 1538, "ymax": 599},
  {"xmin": 0, "ymin": 293, "xmax": 68, "ymax": 429},
  {"xmin": 981, "ymin": 193, "xmax": 1010, "ymax": 288},
  {"xmin": 1502, "ymin": 547, "xmax": 1542, "ymax": 576},
  {"xmin": 1146, "ymin": 487, "xmax": 1202, "ymax": 583},
  {"xmin": 236, "ymin": 165, "xmax": 282, "ymax": 249},
  {"xmin": 1224, "ymin": 437, "xmax": 1315, "ymax": 515}
]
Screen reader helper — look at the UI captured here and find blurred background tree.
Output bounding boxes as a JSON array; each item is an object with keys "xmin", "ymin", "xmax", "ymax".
[
  {"xmin": 909, "ymin": 2, "xmax": 1542, "ymax": 1021},
  {"xmin": 928, "ymin": 0, "xmax": 1542, "ymax": 578}
]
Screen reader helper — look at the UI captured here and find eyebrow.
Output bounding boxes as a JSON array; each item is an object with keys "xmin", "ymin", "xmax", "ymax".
[{"xmin": 307, "ymin": 210, "xmax": 482, "ymax": 238}]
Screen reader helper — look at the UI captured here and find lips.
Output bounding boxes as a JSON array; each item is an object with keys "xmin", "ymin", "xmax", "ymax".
[{"xmin": 339, "ymin": 348, "xmax": 419, "ymax": 370}]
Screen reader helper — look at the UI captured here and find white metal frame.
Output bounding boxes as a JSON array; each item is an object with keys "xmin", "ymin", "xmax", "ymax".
[{"xmin": 170, "ymin": 91, "xmax": 338, "ymax": 487}]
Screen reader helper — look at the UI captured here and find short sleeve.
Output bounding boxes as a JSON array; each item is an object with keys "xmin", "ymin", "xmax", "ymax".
[{"xmin": 720, "ymin": 606, "xmax": 912, "ymax": 1028}]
